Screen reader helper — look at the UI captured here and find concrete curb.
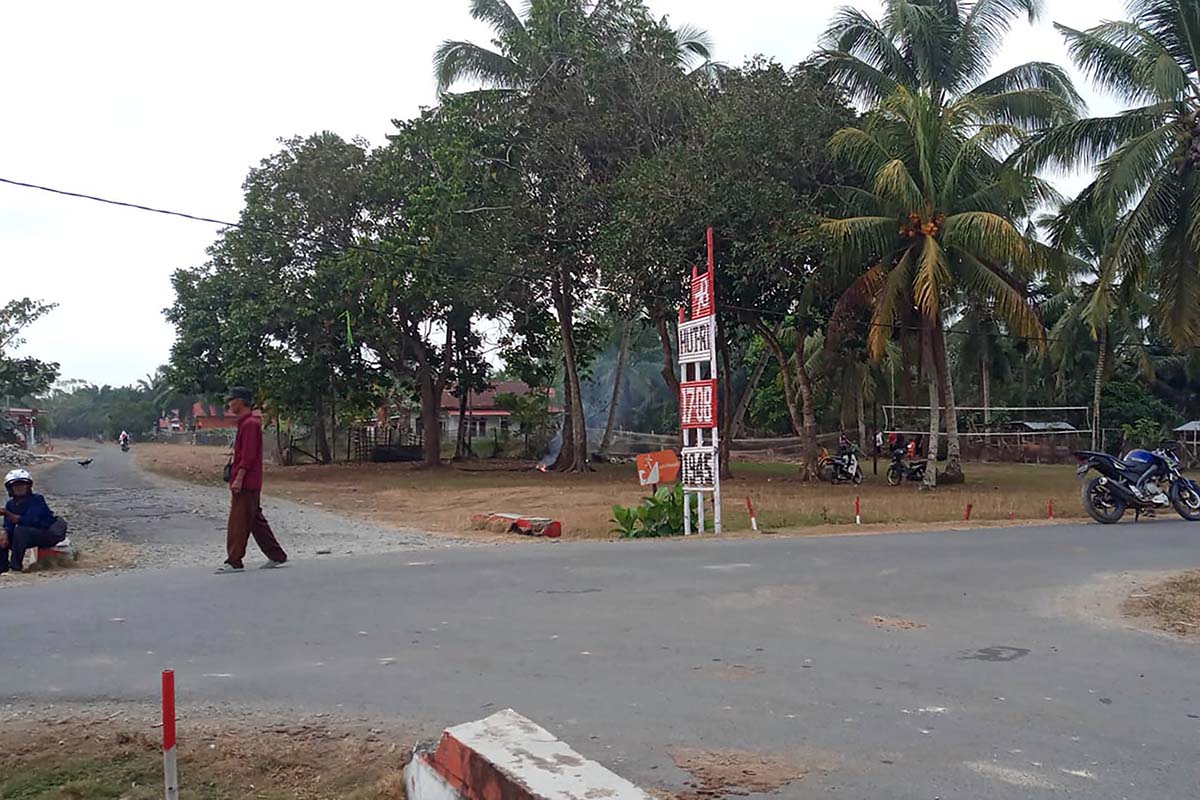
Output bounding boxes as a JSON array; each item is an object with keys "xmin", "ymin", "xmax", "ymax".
[{"xmin": 405, "ymin": 709, "xmax": 651, "ymax": 800}]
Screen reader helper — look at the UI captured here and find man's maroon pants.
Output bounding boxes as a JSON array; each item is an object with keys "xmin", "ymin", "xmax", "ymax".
[{"xmin": 226, "ymin": 490, "xmax": 287, "ymax": 567}]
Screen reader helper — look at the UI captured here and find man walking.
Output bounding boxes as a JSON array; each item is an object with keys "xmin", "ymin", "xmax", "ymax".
[{"xmin": 216, "ymin": 386, "xmax": 288, "ymax": 573}]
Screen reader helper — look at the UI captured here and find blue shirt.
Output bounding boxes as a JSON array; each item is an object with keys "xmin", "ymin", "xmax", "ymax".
[{"xmin": 3, "ymin": 492, "xmax": 56, "ymax": 535}]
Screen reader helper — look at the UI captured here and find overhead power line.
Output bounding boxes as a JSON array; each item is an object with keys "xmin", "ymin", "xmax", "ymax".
[{"xmin": 0, "ymin": 175, "xmax": 1186, "ymax": 353}]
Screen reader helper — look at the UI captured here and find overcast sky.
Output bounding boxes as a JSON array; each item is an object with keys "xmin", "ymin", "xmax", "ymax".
[{"xmin": 1, "ymin": 0, "xmax": 1126, "ymax": 387}]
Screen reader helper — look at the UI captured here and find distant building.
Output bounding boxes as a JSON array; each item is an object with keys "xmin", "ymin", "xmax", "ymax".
[{"xmin": 159, "ymin": 402, "xmax": 259, "ymax": 432}]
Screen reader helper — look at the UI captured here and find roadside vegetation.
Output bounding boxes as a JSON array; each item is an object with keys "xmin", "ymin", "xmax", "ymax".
[{"xmin": 9, "ymin": 1, "xmax": 1200, "ymax": 508}]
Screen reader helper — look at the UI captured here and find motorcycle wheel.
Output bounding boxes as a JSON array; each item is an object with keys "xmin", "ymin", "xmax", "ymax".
[
  {"xmin": 1169, "ymin": 481, "xmax": 1200, "ymax": 521},
  {"xmin": 1081, "ymin": 477, "xmax": 1126, "ymax": 524},
  {"xmin": 886, "ymin": 465, "xmax": 901, "ymax": 486},
  {"xmin": 852, "ymin": 467, "xmax": 864, "ymax": 485}
]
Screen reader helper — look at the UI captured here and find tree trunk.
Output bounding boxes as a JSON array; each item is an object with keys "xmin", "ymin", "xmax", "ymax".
[
  {"xmin": 552, "ymin": 274, "xmax": 590, "ymax": 472},
  {"xmin": 856, "ymin": 378, "xmax": 867, "ymax": 452},
  {"xmin": 718, "ymin": 327, "xmax": 733, "ymax": 480},
  {"xmin": 981, "ymin": 358, "xmax": 991, "ymax": 426},
  {"xmin": 1093, "ymin": 328, "xmax": 1107, "ymax": 450},
  {"xmin": 731, "ymin": 345, "xmax": 770, "ymax": 438},
  {"xmin": 272, "ymin": 411, "xmax": 287, "ymax": 466},
  {"xmin": 931, "ymin": 320, "xmax": 964, "ymax": 483},
  {"xmin": 599, "ymin": 319, "xmax": 632, "ymax": 453},
  {"xmin": 454, "ymin": 389, "xmax": 471, "ymax": 461},
  {"xmin": 922, "ymin": 328, "xmax": 939, "ymax": 489},
  {"xmin": 794, "ymin": 333, "xmax": 821, "ymax": 482},
  {"xmin": 654, "ymin": 315, "xmax": 680, "ymax": 395},
  {"xmin": 313, "ymin": 393, "xmax": 332, "ymax": 464},
  {"xmin": 418, "ymin": 366, "xmax": 442, "ymax": 468},
  {"xmin": 757, "ymin": 324, "xmax": 804, "ymax": 439}
]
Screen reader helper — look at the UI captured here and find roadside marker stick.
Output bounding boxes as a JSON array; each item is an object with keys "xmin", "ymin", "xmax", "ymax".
[
  {"xmin": 1048, "ymin": 499, "xmax": 1054, "ymax": 519},
  {"xmin": 965, "ymin": 503, "xmax": 973, "ymax": 521},
  {"xmin": 162, "ymin": 670, "xmax": 179, "ymax": 800},
  {"xmin": 855, "ymin": 496, "xmax": 861, "ymax": 525},
  {"xmin": 746, "ymin": 495, "xmax": 758, "ymax": 531}
]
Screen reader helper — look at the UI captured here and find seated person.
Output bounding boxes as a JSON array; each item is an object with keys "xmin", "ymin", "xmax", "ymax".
[{"xmin": 1, "ymin": 469, "xmax": 68, "ymax": 574}]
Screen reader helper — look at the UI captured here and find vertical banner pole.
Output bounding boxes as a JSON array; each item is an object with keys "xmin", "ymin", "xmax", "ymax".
[
  {"xmin": 708, "ymin": 226, "xmax": 722, "ymax": 534},
  {"xmin": 162, "ymin": 669, "xmax": 179, "ymax": 800}
]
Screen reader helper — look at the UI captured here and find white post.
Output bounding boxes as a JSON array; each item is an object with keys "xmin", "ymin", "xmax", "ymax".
[{"xmin": 709, "ymin": 313, "xmax": 722, "ymax": 534}]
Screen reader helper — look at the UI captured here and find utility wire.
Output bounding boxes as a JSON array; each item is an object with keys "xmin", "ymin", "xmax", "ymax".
[{"xmin": 0, "ymin": 175, "xmax": 1185, "ymax": 353}]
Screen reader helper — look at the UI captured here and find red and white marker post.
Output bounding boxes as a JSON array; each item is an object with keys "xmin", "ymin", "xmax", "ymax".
[
  {"xmin": 746, "ymin": 495, "xmax": 758, "ymax": 531},
  {"xmin": 162, "ymin": 669, "xmax": 179, "ymax": 800},
  {"xmin": 855, "ymin": 496, "xmax": 861, "ymax": 525}
]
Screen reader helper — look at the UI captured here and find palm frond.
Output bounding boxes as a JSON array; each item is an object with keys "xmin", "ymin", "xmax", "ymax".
[
  {"xmin": 941, "ymin": 210, "xmax": 1029, "ymax": 266},
  {"xmin": 963, "ymin": 87, "xmax": 1079, "ymax": 128},
  {"xmin": 815, "ymin": 51, "xmax": 901, "ymax": 107},
  {"xmin": 672, "ymin": 23, "xmax": 714, "ymax": 66},
  {"xmin": 873, "ymin": 158, "xmax": 925, "ymax": 209},
  {"xmin": 1156, "ymin": 215, "xmax": 1200, "ymax": 346},
  {"xmin": 822, "ymin": 215, "xmax": 902, "ymax": 265},
  {"xmin": 1092, "ymin": 119, "xmax": 1179, "ymax": 216},
  {"xmin": 956, "ymin": 249, "xmax": 1045, "ymax": 347},
  {"xmin": 823, "ymin": 6, "xmax": 916, "ymax": 78},
  {"xmin": 829, "ymin": 126, "xmax": 895, "ymax": 178},
  {"xmin": 468, "ymin": 0, "xmax": 525, "ymax": 39},
  {"xmin": 969, "ymin": 61, "xmax": 1083, "ymax": 110},
  {"xmin": 434, "ymin": 40, "xmax": 526, "ymax": 92},
  {"xmin": 870, "ymin": 250, "xmax": 916, "ymax": 359},
  {"xmin": 1017, "ymin": 104, "xmax": 1168, "ymax": 173},
  {"xmin": 912, "ymin": 235, "xmax": 951, "ymax": 317}
]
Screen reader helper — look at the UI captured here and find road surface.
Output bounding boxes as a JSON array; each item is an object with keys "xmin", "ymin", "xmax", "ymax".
[{"xmin": 2, "ymin": 451, "xmax": 1198, "ymax": 799}]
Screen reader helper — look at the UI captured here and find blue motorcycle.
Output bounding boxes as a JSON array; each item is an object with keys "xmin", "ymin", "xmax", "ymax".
[{"xmin": 1073, "ymin": 444, "xmax": 1200, "ymax": 524}]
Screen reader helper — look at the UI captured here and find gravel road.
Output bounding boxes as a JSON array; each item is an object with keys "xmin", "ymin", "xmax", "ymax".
[{"xmin": 34, "ymin": 443, "xmax": 475, "ymax": 571}]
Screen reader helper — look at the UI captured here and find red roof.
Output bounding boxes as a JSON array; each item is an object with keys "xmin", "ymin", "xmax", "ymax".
[{"xmin": 439, "ymin": 381, "xmax": 557, "ymax": 412}]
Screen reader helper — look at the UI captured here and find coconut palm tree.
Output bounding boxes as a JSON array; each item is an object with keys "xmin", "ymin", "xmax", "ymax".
[
  {"xmin": 434, "ymin": 0, "xmax": 712, "ymax": 94},
  {"xmin": 1042, "ymin": 197, "xmax": 1154, "ymax": 449},
  {"xmin": 818, "ymin": 0, "xmax": 1080, "ymax": 482},
  {"xmin": 1026, "ymin": 0, "xmax": 1200, "ymax": 347},
  {"xmin": 818, "ymin": 0, "xmax": 1081, "ymax": 119},
  {"xmin": 823, "ymin": 88, "xmax": 1051, "ymax": 484}
]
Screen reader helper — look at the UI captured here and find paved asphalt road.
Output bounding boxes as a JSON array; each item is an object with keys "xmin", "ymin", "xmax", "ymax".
[{"xmin": 3, "ymin": 455, "xmax": 1199, "ymax": 798}]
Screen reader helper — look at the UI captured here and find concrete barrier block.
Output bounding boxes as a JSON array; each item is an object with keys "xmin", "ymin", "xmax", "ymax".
[{"xmin": 407, "ymin": 709, "xmax": 651, "ymax": 800}]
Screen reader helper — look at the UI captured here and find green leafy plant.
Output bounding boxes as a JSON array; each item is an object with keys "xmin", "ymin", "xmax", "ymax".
[
  {"xmin": 611, "ymin": 484, "xmax": 700, "ymax": 538},
  {"xmin": 1121, "ymin": 418, "xmax": 1167, "ymax": 451}
]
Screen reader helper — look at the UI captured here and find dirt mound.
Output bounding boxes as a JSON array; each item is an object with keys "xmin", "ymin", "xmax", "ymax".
[
  {"xmin": 1123, "ymin": 570, "xmax": 1200, "ymax": 636},
  {"xmin": 668, "ymin": 747, "xmax": 808, "ymax": 799}
]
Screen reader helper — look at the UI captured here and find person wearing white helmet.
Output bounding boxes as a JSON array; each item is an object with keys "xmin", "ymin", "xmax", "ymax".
[{"xmin": 2, "ymin": 468, "xmax": 67, "ymax": 574}]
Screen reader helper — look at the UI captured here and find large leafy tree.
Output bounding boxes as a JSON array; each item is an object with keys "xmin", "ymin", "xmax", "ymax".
[
  {"xmin": 0, "ymin": 298, "xmax": 59, "ymax": 400},
  {"xmin": 601, "ymin": 60, "xmax": 856, "ymax": 477},
  {"xmin": 1027, "ymin": 0, "xmax": 1200, "ymax": 347},
  {"xmin": 352, "ymin": 96, "xmax": 512, "ymax": 467},
  {"xmin": 167, "ymin": 133, "xmax": 376, "ymax": 463},
  {"xmin": 436, "ymin": 0, "xmax": 711, "ymax": 472},
  {"xmin": 818, "ymin": 0, "xmax": 1080, "ymax": 483}
]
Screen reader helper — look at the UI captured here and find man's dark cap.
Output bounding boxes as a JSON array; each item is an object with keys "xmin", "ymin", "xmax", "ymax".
[{"xmin": 226, "ymin": 386, "xmax": 254, "ymax": 405}]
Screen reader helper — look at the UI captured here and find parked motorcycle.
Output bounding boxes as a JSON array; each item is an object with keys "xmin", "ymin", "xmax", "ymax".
[
  {"xmin": 818, "ymin": 445, "xmax": 863, "ymax": 485},
  {"xmin": 1073, "ymin": 444, "xmax": 1200, "ymax": 524},
  {"xmin": 886, "ymin": 449, "xmax": 929, "ymax": 486}
]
